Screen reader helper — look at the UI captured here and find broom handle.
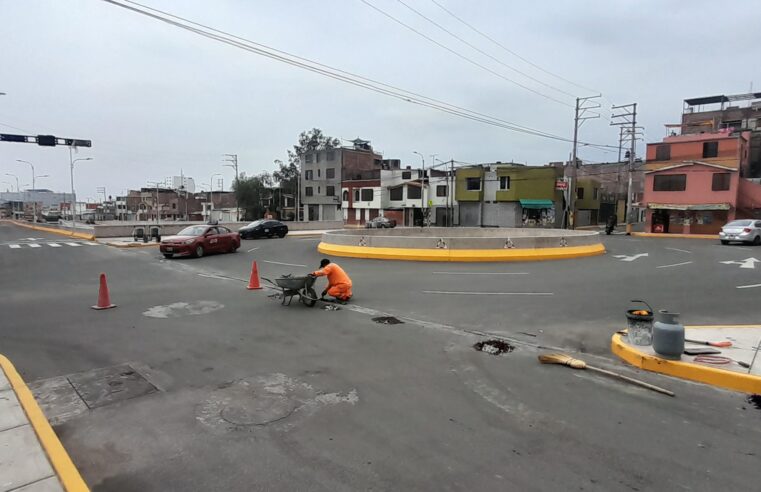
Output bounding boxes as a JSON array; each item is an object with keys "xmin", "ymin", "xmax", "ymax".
[{"xmin": 585, "ymin": 365, "xmax": 675, "ymax": 397}]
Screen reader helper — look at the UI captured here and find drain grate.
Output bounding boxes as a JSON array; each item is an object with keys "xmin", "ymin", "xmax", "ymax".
[
  {"xmin": 372, "ymin": 316, "xmax": 404, "ymax": 325},
  {"xmin": 474, "ymin": 339, "xmax": 514, "ymax": 355},
  {"xmin": 747, "ymin": 394, "xmax": 761, "ymax": 410}
]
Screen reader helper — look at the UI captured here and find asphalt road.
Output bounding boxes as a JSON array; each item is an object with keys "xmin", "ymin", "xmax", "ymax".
[{"xmin": 1, "ymin": 221, "xmax": 759, "ymax": 491}]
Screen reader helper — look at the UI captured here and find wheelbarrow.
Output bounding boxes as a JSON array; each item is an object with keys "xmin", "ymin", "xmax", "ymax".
[{"xmin": 262, "ymin": 274, "xmax": 318, "ymax": 307}]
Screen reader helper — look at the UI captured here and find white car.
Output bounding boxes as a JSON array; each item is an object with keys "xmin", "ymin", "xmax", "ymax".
[{"xmin": 719, "ymin": 219, "xmax": 761, "ymax": 245}]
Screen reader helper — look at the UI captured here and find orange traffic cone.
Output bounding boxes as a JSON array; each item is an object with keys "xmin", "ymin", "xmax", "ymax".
[
  {"xmin": 247, "ymin": 261, "xmax": 262, "ymax": 290},
  {"xmin": 91, "ymin": 273, "xmax": 117, "ymax": 310}
]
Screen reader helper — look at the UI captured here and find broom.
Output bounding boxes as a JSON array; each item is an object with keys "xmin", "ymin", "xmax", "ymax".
[{"xmin": 538, "ymin": 353, "xmax": 675, "ymax": 397}]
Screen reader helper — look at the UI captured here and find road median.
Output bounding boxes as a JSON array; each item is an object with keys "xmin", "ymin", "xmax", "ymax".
[{"xmin": 8, "ymin": 220, "xmax": 95, "ymax": 241}]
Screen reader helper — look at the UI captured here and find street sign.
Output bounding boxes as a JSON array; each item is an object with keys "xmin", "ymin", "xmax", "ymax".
[{"xmin": 555, "ymin": 179, "xmax": 568, "ymax": 190}]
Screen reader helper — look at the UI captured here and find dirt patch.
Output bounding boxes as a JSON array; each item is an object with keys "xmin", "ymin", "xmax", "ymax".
[
  {"xmin": 372, "ymin": 316, "xmax": 403, "ymax": 325},
  {"xmin": 474, "ymin": 339, "xmax": 515, "ymax": 355},
  {"xmin": 747, "ymin": 394, "xmax": 761, "ymax": 410}
]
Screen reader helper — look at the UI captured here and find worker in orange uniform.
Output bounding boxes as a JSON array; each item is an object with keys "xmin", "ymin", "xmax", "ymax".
[{"xmin": 311, "ymin": 259, "xmax": 353, "ymax": 302}]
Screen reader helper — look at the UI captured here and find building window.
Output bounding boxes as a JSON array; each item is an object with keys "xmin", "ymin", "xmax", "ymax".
[
  {"xmin": 576, "ymin": 187, "xmax": 584, "ymax": 199},
  {"xmin": 593, "ymin": 188, "xmax": 599, "ymax": 200},
  {"xmin": 407, "ymin": 185, "xmax": 422, "ymax": 199},
  {"xmin": 315, "ymin": 152, "xmax": 321, "ymax": 163},
  {"xmin": 327, "ymin": 151, "xmax": 335, "ymax": 161},
  {"xmin": 361, "ymin": 189, "xmax": 374, "ymax": 201},
  {"xmin": 305, "ymin": 154, "xmax": 313, "ymax": 164},
  {"xmin": 466, "ymin": 177, "xmax": 481, "ymax": 191},
  {"xmin": 702, "ymin": 141, "xmax": 719, "ymax": 158},
  {"xmin": 402, "ymin": 171, "xmax": 412, "ymax": 180},
  {"xmin": 655, "ymin": 144, "xmax": 671, "ymax": 161},
  {"xmin": 354, "ymin": 189, "xmax": 360, "ymax": 201},
  {"xmin": 305, "ymin": 170, "xmax": 313, "ymax": 180},
  {"xmin": 317, "ymin": 169, "xmax": 321, "ymax": 178},
  {"xmin": 499, "ymin": 176, "xmax": 510, "ymax": 190},
  {"xmin": 436, "ymin": 185, "xmax": 447, "ymax": 197},
  {"xmin": 172, "ymin": 203, "xmax": 177, "ymax": 209},
  {"xmin": 653, "ymin": 174, "xmax": 687, "ymax": 191},
  {"xmin": 711, "ymin": 173, "xmax": 731, "ymax": 191},
  {"xmin": 317, "ymin": 186, "xmax": 320, "ymax": 194},
  {"xmin": 390, "ymin": 186, "xmax": 403, "ymax": 201},
  {"xmin": 342, "ymin": 190, "xmax": 349, "ymax": 201},
  {"xmin": 326, "ymin": 186, "xmax": 335, "ymax": 196},
  {"xmin": 305, "ymin": 187, "xmax": 313, "ymax": 196},
  {"xmin": 326, "ymin": 168, "xmax": 335, "ymax": 179}
]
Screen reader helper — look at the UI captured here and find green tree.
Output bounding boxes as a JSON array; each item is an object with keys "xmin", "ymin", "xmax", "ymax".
[{"xmin": 233, "ymin": 172, "xmax": 274, "ymax": 220}]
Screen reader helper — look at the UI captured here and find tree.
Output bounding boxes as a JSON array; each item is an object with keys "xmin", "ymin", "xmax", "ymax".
[
  {"xmin": 233, "ymin": 172, "xmax": 274, "ymax": 220},
  {"xmin": 286, "ymin": 128, "xmax": 340, "ymax": 170}
]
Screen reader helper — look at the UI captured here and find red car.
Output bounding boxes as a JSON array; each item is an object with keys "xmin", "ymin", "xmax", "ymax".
[{"xmin": 160, "ymin": 225, "xmax": 240, "ymax": 259}]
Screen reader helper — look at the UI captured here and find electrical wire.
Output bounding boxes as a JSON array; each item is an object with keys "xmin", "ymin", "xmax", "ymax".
[
  {"xmin": 101, "ymin": 0, "xmax": 620, "ymax": 152},
  {"xmin": 359, "ymin": 0, "xmax": 574, "ymax": 108}
]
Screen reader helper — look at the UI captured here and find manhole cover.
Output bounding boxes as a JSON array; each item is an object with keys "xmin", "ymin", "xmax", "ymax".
[
  {"xmin": 372, "ymin": 316, "xmax": 403, "ymax": 325},
  {"xmin": 68, "ymin": 364, "xmax": 157, "ymax": 409},
  {"xmin": 747, "ymin": 394, "xmax": 761, "ymax": 410},
  {"xmin": 474, "ymin": 339, "xmax": 514, "ymax": 355},
  {"xmin": 220, "ymin": 394, "xmax": 297, "ymax": 426}
]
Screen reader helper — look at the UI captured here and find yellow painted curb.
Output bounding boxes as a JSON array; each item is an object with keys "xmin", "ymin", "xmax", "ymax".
[
  {"xmin": 0, "ymin": 355, "xmax": 89, "ymax": 491},
  {"xmin": 611, "ymin": 333, "xmax": 761, "ymax": 394},
  {"xmin": 318, "ymin": 242, "xmax": 606, "ymax": 262},
  {"xmin": 631, "ymin": 232, "xmax": 717, "ymax": 240},
  {"xmin": 10, "ymin": 220, "xmax": 96, "ymax": 241}
]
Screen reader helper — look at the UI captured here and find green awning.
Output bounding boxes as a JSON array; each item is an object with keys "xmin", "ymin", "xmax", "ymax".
[{"xmin": 519, "ymin": 199, "xmax": 554, "ymax": 209}]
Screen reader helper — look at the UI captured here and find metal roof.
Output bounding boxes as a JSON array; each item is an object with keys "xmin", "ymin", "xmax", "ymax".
[{"xmin": 685, "ymin": 92, "xmax": 761, "ymax": 106}]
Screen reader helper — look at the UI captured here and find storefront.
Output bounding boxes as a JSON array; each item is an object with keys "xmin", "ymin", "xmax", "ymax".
[
  {"xmin": 648, "ymin": 203, "xmax": 730, "ymax": 234},
  {"xmin": 519, "ymin": 199, "xmax": 556, "ymax": 228}
]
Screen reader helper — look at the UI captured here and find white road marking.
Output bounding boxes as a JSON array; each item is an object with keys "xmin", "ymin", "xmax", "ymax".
[
  {"xmin": 665, "ymin": 247, "xmax": 691, "ymax": 254},
  {"xmin": 262, "ymin": 260, "xmax": 307, "ymax": 268},
  {"xmin": 28, "ymin": 243, "xmax": 41, "ymax": 248},
  {"xmin": 65, "ymin": 242, "xmax": 82, "ymax": 247},
  {"xmin": 48, "ymin": 243, "xmax": 62, "ymax": 247},
  {"xmin": 423, "ymin": 291, "xmax": 553, "ymax": 296},
  {"xmin": 8, "ymin": 244, "xmax": 21, "ymax": 249},
  {"xmin": 737, "ymin": 283, "xmax": 761, "ymax": 289},
  {"xmin": 612, "ymin": 253, "xmax": 649, "ymax": 262},
  {"xmin": 432, "ymin": 272, "xmax": 529, "ymax": 275},
  {"xmin": 656, "ymin": 261, "xmax": 693, "ymax": 269},
  {"xmin": 85, "ymin": 241, "xmax": 99, "ymax": 246},
  {"xmin": 720, "ymin": 257, "xmax": 759, "ymax": 269},
  {"xmin": 247, "ymin": 247, "xmax": 260, "ymax": 253}
]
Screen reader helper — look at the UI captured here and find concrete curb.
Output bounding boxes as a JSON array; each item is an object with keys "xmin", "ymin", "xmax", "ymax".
[
  {"xmin": 317, "ymin": 242, "xmax": 606, "ymax": 262},
  {"xmin": 0, "ymin": 355, "xmax": 89, "ymax": 491},
  {"xmin": 104, "ymin": 241, "xmax": 159, "ymax": 248},
  {"xmin": 631, "ymin": 232, "xmax": 717, "ymax": 240},
  {"xmin": 611, "ymin": 333, "xmax": 761, "ymax": 394},
  {"xmin": 9, "ymin": 220, "xmax": 96, "ymax": 241}
]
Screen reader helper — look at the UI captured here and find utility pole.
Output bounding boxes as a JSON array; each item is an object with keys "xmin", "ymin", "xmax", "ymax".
[
  {"xmin": 413, "ymin": 151, "xmax": 425, "ymax": 226},
  {"xmin": 565, "ymin": 95, "xmax": 601, "ymax": 229},
  {"xmin": 5, "ymin": 173, "xmax": 19, "ymax": 218},
  {"xmin": 611, "ymin": 103, "xmax": 643, "ymax": 233},
  {"xmin": 223, "ymin": 154, "xmax": 239, "ymax": 221},
  {"xmin": 147, "ymin": 181, "xmax": 161, "ymax": 224}
]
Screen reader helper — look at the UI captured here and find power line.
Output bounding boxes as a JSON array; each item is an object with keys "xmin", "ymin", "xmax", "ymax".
[
  {"xmin": 101, "ymin": 0, "xmax": 619, "ymax": 151},
  {"xmin": 428, "ymin": 0, "xmax": 599, "ymax": 96},
  {"xmin": 359, "ymin": 0, "xmax": 574, "ymax": 108},
  {"xmin": 393, "ymin": 0, "xmax": 577, "ymax": 99}
]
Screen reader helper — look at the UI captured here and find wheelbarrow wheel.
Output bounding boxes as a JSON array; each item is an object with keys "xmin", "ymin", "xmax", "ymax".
[{"xmin": 302, "ymin": 287, "xmax": 318, "ymax": 307}]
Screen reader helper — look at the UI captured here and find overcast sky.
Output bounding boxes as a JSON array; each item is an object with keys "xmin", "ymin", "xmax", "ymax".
[{"xmin": 2, "ymin": 0, "xmax": 759, "ymax": 200}]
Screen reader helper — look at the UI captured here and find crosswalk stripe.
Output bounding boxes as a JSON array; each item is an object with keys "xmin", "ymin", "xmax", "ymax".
[
  {"xmin": 48, "ymin": 243, "xmax": 62, "ymax": 247},
  {"xmin": 85, "ymin": 241, "xmax": 99, "ymax": 246},
  {"xmin": 65, "ymin": 242, "xmax": 81, "ymax": 247},
  {"xmin": 28, "ymin": 244, "xmax": 41, "ymax": 248},
  {"xmin": 9, "ymin": 244, "xmax": 21, "ymax": 249}
]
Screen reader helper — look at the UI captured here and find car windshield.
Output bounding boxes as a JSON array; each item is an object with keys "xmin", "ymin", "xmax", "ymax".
[
  {"xmin": 247, "ymin": 220, "xmax": 264, "ymax": 227},
  {"xmin": 177, "ymin": 226, "xmax": 207, "ymax": 236},
  {"xmin": 726, "ymin": 220, "xmax": 753, "ymax": 227}
]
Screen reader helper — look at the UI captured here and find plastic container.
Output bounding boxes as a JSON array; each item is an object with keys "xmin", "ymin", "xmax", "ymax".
[
  {"xmin": 625, "ymin": 300, "xmax": 654, "ymax": 346},
  {"xmin": 652, "ymin": 310, "xmax": 684, "ymax": 360}
]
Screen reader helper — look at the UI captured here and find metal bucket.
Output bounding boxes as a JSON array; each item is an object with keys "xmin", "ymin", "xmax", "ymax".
[{"xmin": 625, "ymin": 299, "xmax": 654, "ymax": 346}]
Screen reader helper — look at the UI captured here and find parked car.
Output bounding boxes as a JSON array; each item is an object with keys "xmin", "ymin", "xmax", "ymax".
[
  {"xmin": 239, "ymin": 220, "xmax": 289, "ymax": 239},
  {"xmin": 719, "ymin": 219, "xmax": 761, "ymax": 245},
  {"xmin": 159, "ymin": 225, "xmax": 240, "ymax": 258},
  {"xmin": 365, "ymin": 216, "xmax": 397, "ymax": 229}
]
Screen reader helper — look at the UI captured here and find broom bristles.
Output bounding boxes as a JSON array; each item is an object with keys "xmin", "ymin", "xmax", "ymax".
[{"xmin": 538, "ymin": 353, "xmax": 586, "ymax": 369}]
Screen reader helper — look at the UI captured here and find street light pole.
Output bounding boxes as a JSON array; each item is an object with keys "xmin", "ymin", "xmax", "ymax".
[
  {"xmin": 147, "ymin": 181, "xmax": 161, "ymax": 224},
  {"xmin": 413, "ymin": 151, "xmax": 426, "ymax": 226},
  {"xmin": 210, "ymin": 172, "xmax": 222, "ymax": 222},
  {"xmin": 16, "ymin": 159, "xmax": 38, "ymax": 222},
  {"xmin": 223, "ymin": 154, "xmax": 239, "ymax": 221},
  {"xmin": 5, "ymin": 173, "xmax": 19, "ymax": 218},
  {"xmin": 69, "ymin": 148, "xmax": 93, "ymax": 231}
]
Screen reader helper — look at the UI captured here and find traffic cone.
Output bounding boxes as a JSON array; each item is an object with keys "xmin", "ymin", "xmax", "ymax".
[
  {"xmin": 247, "ymin": 261, "xmax": 262, "ymax": 290},
  {"xmin": 91, "ymin": 273, "xmax": 117, "ymax": 310}
]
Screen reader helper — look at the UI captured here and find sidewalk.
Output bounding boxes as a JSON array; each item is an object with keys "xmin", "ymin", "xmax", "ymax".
[{"xmin": 0, "ymin": 356, "xmax": 88, "ymax": 491}]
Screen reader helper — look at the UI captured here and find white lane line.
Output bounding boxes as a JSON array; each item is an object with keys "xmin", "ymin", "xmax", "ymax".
[
  {"xmin": 65, "ymin": 242, "xmax": 82, "ymax": 247},
  {"xmin": 432, "ymin": 272, "xmax": 529, "ymax": 275},
  {"xmin": 262, "ymin": 260, "xmax": 307, "ymax": 268},
  {"xmin": 247, "ymin": 247, "xmax": 260, "ymax": 253},
  {"xmin": 85, "ymin": 241, "xmax": 99, "ymax": 246},
  {"xmin": 656, "ymin": 261, "xmax": 693, "ymax": 269},
  {"xmin": 48, "ymin": 243, "xmax": 62, "ymax": 247},
  {"xmin": 737, "ymin": 283, "xmax": 761, "ymax": 289},
  {"xmin": 28, "ymin": 243, "xmax": 41, "ymax": 248},
  {"xmin": 423, "ymin": 291, "xmax": 553, "ymax": 296},
  {"xmin": 8, "ymin": 244, "xmax": 21, "ymax": 249},
  {"xmin": 665, "ymin": 247, "xmax": 691, "ymax": 254}
]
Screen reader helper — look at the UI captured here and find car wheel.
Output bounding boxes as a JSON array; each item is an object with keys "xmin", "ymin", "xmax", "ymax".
[
  {"xmin": 754, "ymin": 236, "xmax": 761, "ymax": 246},
  {"xmin": 163, "ymin": 254, "xmax": 173, "ymax": 259},
  {"xmin": 278, "ymin": 231, "xmax": 286, "ymax": 238},
  {"xmin": 721, "ymin": 240, "xmax": 729, "ymax": 245},
  {"xmin": 195, "ymin": 245, "xmax": 204, "ymax": 258}
]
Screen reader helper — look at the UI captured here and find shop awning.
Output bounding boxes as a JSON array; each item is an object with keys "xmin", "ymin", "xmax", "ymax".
[
  {"xmin": 647, "ymin": 203, "xmax": 730, "ymax": 211},
  {"xmin": 519, "ymin": 199, "xmax": 554, "ymax": 209}
]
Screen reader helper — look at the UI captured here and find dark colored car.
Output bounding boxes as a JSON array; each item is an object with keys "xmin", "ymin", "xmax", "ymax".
[
  {"xmin": 160, "ymin": 225, "xmax": 240, "ymax": 258},
  {"xmin": 239, "ymin": 220, "xmax": 289, "ymax": 239},
  {"xmin": 365, "ymin": 216, "xmax": 397, "ymax": 228}
]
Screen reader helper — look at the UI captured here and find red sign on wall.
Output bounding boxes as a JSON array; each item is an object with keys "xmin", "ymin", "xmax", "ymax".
[{"xmin": 555, "ymin": 179, "xmax": 568, "ymax": 190}]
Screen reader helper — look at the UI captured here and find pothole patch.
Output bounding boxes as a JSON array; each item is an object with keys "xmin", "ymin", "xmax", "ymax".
[
  {"xmin": 143, "ymin": 300, "xmax": 224, "ymax": 318},
  {"xmin": 474, "ymin": 339, "xmax": 515, "ymax": 355},
  {"xmin": 372, "ymin": 316, "xmax": 404, "ymax": 325}
]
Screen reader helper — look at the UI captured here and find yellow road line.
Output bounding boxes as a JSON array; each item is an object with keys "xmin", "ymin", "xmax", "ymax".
[{"xmin": 0, "ymin": 355, "xmax": 89, "ymax": 491}]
